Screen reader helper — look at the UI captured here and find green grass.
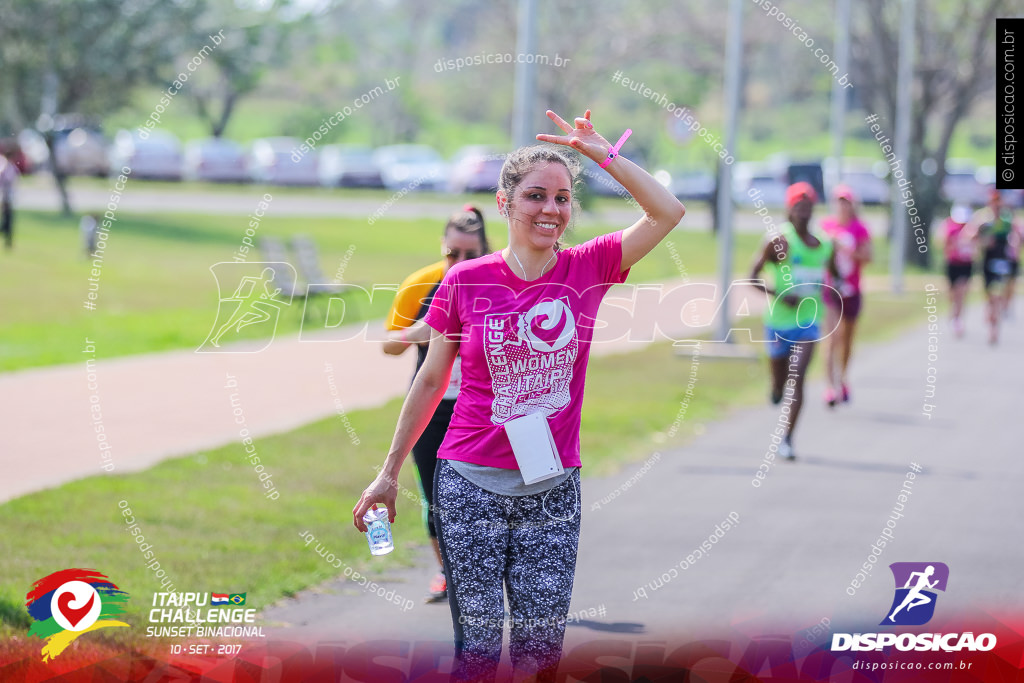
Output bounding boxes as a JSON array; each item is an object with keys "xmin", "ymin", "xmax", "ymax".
[
  {"xmin": 0, "ymin": 277, "xmax": 932, "ymax": 647},
  {"xmin": 0, "ymin": 206, "xmax": 775, "ymax": 371},
  {"xmin": 0, "ymin": 209, "xmax": 465, "ymax": 371},
  {"xmin": 3, "ymin": 197, "xmax": 934, "ymax": 373}
]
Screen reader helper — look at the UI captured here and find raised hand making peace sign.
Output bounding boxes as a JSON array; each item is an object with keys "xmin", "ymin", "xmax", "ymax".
[{"xmin": 535, "ymin": 109, "xmax": 613, "ymax": 164}]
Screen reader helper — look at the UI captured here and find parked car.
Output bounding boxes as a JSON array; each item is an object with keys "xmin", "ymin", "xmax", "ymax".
[
  {"xmin": 732, "ymin": 161, "xmax": 788, "ymax": 206},
  {"xmin": 183, "ymin": 137, "xmax": 249, "ymax": 183},
  {"xmin": 654, "ymin": 168, "xmax": 716, "ymax": 202},
  {"xmin": 449, "ymin": 145, "xmax": 505, "ymax": 193},
  {"xmin": 373, "ymin": 144, "xmax": 448, "ymax": 191},
  {"xmin": 942, "ymin": 160, "xmax": 988, "ymax": 207},
  {"xmin": 109, "ymin": 129, "xmax": 183, "ymax": 181},
  {"xmin": 248, "ymin": 137, "xmax": 319, "ymax": 186},
  {"xmin": 55, "ymin": 126, "xmax": 110, "ymax": 176},
  {"xmin": 786, "ymin": 161, "xmax": 825, "ymax": 201},
  {"xmin": 318, "ymin": 145, "xmax": 383, "ymax": 188},
  {"xmin": 0, "ymin": 137, "xmax": 30, "ymax": 174},
  {"xmin": 824, "ymin": 158, "xmax": 890, "ymax": 205},
  {"xmin": 976, "ymin": 166, "xmax": 1023, "ymax": 208},
  {"xmin": 17, "ymin": 129, "xmax": 50, "ymax": 173},
  {"xmin": 16, "ymin": 123, "xmax": 109, "ymax": 176}
]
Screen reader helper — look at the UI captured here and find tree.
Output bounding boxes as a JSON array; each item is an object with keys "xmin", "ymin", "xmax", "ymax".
[
  {"xmin": 0, "ymin": 0, "xmax": 201, "ymax": 214},
  {"xmin": 186, "ymin": 0, "xmax": 299, "ymax": 139},
  {"xmin": 850, "ymin": 0, "xmax": 1008, "ymax": 267}
]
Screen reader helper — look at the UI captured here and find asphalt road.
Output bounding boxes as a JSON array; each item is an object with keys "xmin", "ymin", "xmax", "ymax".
[{"xmin": 260, "ymin": 300, "xmax": 1023, "ymax": 672}]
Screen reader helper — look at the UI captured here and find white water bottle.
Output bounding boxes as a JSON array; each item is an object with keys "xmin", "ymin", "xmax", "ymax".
[{"xmin": 363, "ymin": 506, "xmax": 394, "ymax": 555}]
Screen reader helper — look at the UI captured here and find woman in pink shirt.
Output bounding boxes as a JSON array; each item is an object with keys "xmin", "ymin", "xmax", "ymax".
[
  {"xmin": 943, "ymin": 205, "xmax": 975, "ymax": 337},
  {"xmin": 353, "ymin": 109, "xmax": 685, "ymax": 682},
  {"xmin": 820, "ymin": 184, "xmax": 872, "ymax": 406}
]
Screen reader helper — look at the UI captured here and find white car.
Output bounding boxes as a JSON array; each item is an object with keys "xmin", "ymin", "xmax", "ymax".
[
  {"xmin": 373, "ymin": 144, "xmax": 448, "ymax": 192},
  {"xmin": 248, "ymin": 137, "xmax": 319, "ymax": 186},
  {"xmin": 183, "ymin": 138, "xmax": 249, "ymax": 183},
  {"xmin": 448, "ymin": 145, "xmax": 505, "ymax": 193},
  {"xmin": 318, "ymin": 145, "xmax": 383, "ymax": 188},
  {"xmin": 19, "ymin": 127, "xmax": 110, "ymax": 176},
  {"xmin": 109, "ymin": 129, "xmax": 183, "ymax": 181},
  {"xmin": 732, "ymin": 162, "xmax": 788, "ymax": 206},
  {"xmin": 942, "ymin": 160, "xmax": 990, "ymax": 207},
  {"xmin": 824, "ymin": 159, "xmax": 891, "ymax": 205}
]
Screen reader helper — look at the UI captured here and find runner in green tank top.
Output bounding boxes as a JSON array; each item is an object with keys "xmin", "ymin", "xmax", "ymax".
[{"xmin": 749, "ymin": 182, "xmax": 838, "ymax": 461}]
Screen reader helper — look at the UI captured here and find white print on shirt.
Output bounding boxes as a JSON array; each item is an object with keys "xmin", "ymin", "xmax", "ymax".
[
  {"xmin": 833, "ymin": 233, "xmax": 857, "ymax": 297},
  {"xmin": 484, "ymin": 297, "xmax": 578, "ymax": 424}
]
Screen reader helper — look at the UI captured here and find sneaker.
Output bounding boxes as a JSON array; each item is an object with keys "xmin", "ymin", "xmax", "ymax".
[
  {"xmin": 425, "ymin": 572, "xmax": 447, "ymax": 603},
  {"xmin": 770, "ymin": 387, "xmax": 783, "ymax": 405},
  {"xmin": 779, "ymin": 439, "xmax": 796, "ymax": 461},
  {"xmin": 824, "ymin": 388, "xmax": 837, "ymax": 408},
  {"xmin": 841, "ymin": 383, "xmax": 850, "ymax": 403}
]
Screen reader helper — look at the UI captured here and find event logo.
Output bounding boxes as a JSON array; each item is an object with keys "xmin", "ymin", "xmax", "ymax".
[
  {"xmin": 882, "ymin": 562, "xmax": 949, "ymax": 626},
  {"xmin": 517, "ymin": 299, "xmax": 576, "ymax": 353},
  {"xmin": 198, "ymin": 263, "xmax": 294, "ymax": 353},
  {"xmin": 25, "ymin": 569, "xmax": 130, "ymax": 662}
]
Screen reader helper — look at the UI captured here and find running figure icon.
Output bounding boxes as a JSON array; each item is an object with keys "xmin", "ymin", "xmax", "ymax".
[
  {"xmin": 887, "ymin": 565, "xmax": 938, "ymax": 622},
  {"xmin": 210, "ymin": 267, "xmax": 283, "ymax": 347}
]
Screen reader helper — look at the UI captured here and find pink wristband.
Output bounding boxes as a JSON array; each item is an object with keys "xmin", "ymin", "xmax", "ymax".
[{"xmin": 599, "ymin": 129, "xmax": 632, "ymax": 169}]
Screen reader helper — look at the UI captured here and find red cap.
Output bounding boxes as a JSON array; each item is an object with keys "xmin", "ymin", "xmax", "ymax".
[
  {"xmin": 833, "ymin": 184, "xmax": 856, "ymax": 203},
  {"xmin": 785, "ymin": 182, "xmax": 818, "ymax": 209}
]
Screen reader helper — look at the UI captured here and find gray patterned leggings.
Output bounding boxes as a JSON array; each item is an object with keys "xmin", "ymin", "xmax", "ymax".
[{"xmin": 434, "ymin": 459, "xmax": 582, "ymax": 682}]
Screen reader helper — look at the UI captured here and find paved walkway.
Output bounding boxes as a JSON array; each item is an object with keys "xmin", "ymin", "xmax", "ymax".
[
  {"xmin": 0, "ymin": 277, "xmax": 730, "ymax": 502},
  {"xmin": 259, "ymin": 301, "xmax": 1023, "ymax": 665}
]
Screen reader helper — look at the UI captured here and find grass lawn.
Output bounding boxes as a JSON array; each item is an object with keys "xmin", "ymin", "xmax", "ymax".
[
  {"xmin": 2, "ymin": 207, "xmax": 779, "ymax": 372},
  {"xmin": 3, "ymin": 194, "xmax": 934, "ymax": 373},
  {"xmin": 0, "ymin": 278, "xmax": 932, "ymax": 647}
]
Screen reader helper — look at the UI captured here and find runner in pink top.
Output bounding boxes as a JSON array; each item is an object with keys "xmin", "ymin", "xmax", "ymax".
[
  {"xmin": 943, "ymin": 205, "xmax": 976, "ymax": 337},
  {"xmin": 820, "ymin": 184, "xmax": 873, "ymax": 407},
  {"xmin": 423, "ymin": 231, "xmax": 627, "ymax": 470},
  {"xmin": 353, "ymin": 108, "xmax": 685, "ymax": 682}
]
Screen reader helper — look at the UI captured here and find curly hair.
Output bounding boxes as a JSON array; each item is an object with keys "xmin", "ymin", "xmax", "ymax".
[{"xmin": 498, "ymin": 145, "xmax": 583, "ymax": 244}]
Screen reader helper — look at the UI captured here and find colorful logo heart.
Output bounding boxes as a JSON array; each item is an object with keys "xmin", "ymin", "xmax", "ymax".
[
  {"xmin": 57, "ymin": 590, "xmax": 95, "ymax": 628},
  {"xmin": 520, "ymin": 299, "xmax": 575, "ymax": 353},
  {"xmin": 26, "ymin": 569, "xmax": 130, "ymax": 662},
  {"xmin": 50, "ymin": 581, "xmax": 101, "ymax": 632}
]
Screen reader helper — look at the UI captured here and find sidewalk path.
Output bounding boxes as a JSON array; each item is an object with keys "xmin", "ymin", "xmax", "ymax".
[
  {"xmin": 260, "ymin": 301, "xmax": 1023, "ymax": 663},
  {"xmin": 0, "ymin": 277, "xmax": 729, "ymax": 502}
]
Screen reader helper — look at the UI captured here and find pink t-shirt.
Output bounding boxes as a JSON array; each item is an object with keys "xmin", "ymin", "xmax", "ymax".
[
  {"xmin": 821, "ymin": 216, "xmax": 871, "ymax": 297},
  {"xmin": 943, "ymin": 218, "xmax": 975, "ymax": 264},
  {"xmin": 424, "ymin": 231, "xmax": 630, "ymax": 469}
]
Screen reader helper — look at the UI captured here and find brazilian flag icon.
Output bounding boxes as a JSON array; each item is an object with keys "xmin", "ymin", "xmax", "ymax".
[{"xmin": 229, "ymin": 593, "xmax": 246, "ymax": 606}]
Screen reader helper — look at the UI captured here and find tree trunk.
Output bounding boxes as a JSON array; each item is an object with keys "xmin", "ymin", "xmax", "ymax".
[
  {"xmin": 212, "ymin": 92, "xmax": 237, "ymax": 139},
  {"xmin": 709, "ymin": 159, "xmax": 720, "ymax": 234},
  {"xmin": 44, "ymin": 133, "xmax": 72, "ymax": 215},
  {"xmin": 905, "ymin": 170, "xmax": 939, "ymax": 269}
]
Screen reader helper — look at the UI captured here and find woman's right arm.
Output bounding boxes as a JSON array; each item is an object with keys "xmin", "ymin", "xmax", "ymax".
[
  {"xmin": 352, "ymin": 329, "xmax": 459, "ymax": 531},
  {"xmin": 382, "ymin": 320, "xmax": 433, "ymax": 355}
]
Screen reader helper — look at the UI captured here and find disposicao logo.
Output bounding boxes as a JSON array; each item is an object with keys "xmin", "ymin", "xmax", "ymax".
[
  {"xmin": 25, "ymin": 569, "xmax": 130, "ymax": 661},
  {"xmin": 832, "ymin": 562, "xmax": 996, "ymax": 653},
  {"xmin": 882, "ymin": 562, "xmax": 948, "ymax": 626}
]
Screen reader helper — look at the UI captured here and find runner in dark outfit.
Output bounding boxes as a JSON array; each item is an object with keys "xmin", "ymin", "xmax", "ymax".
[{"xmin": 967, "ymin": 189, "xmax": 1021, "ymax": 344}]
